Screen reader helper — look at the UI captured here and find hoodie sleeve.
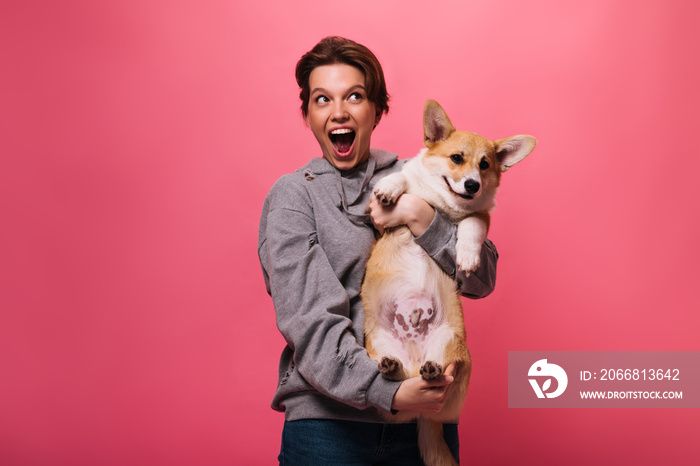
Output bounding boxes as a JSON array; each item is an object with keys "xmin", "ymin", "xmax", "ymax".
[
  {"xmin": 413, "ymin": 210, "xmax": 498, "ymax": 299},
  {"xmin": 259, "ymin": 175, "xmax": 402, "ymax": 413}
]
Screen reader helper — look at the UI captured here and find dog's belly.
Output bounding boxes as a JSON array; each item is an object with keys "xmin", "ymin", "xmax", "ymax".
[
  {"xmin": 390, "ymin": 294, "xmax": 437, "ymax": 342},
  {"xmin": 372, "ymin": 227, "xmax": 454, "ymax": 372}
]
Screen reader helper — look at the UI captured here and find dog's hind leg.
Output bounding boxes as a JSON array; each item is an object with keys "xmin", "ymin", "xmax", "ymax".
[
  {"xmin": 366, "ymin": 327, "xmax": 410, "ymax": 381},
  {"xmin": 420, "ymin": 324, "xmax": 457, "ymax": 380}
]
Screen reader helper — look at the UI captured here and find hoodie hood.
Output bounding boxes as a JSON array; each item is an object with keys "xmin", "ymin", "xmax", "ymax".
[
  {"xmin": 301, "ymin": 148, "xmax": 399, "ymax": 175},
  {"xmin": 297, "ymin": 149, "xmax": 400, "ymax": 225}
]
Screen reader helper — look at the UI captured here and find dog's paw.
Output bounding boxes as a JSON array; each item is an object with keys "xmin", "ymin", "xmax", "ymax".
[
  {"xmin": 420, "ymin": 360, "xmax": 443, "ymax": 380},
  {"xmin": 379, "ymin": 356, "xmax": 405, "ymax": 381},
  {"xmin": 456, "ymin": 242, "xmax": 482, "ymax": 275},
  {"xmin": 373, "ymin": 178, "xmax": 405, "ymax": 205}
]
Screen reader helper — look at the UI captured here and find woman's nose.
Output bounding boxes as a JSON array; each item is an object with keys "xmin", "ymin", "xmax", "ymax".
[{"xmin": 331, "ymin": 101, "xmax": 349, "ymax": 121}]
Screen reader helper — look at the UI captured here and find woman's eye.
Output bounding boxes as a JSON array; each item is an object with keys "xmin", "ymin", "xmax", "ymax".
[
  {"xmin": 479, "ymin": 158, "xmax": 490, "ymax": 170},
  {"xmin": 349, "ymin": 92, "xmax": 363, "ymax": 101},
  {"xmin": 450, "ymin": 154, "xmax": 464, "ymax": 164},
  {"xmin": 315, "ymin": 95, "xmax": 329, "ymax": 104}
]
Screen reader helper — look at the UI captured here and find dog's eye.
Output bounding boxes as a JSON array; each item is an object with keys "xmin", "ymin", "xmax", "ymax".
[
  {"xmin": 450, "ymin": 154, "xmax": 464, "ymax": 164},
  {"xmin": 479, "ymin": 158, "xmax": 490, "ymax": 170}
]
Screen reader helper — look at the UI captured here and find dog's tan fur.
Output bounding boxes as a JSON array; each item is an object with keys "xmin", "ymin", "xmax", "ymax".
[{"xmin": 362, "ymin": 100, "xmax": 536, "ymax": 466}]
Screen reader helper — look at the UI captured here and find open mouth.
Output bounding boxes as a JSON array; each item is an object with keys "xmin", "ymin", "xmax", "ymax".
[
  {"xmin": 329, "ymin": 128, "xmax": 356, "ymax": 156},
  {"xmin": 443, "ymin": 177, "xmax": 474, "ymax": 200}
]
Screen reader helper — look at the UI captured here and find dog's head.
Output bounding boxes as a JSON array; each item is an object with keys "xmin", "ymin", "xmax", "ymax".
[{"xmin": 421, "ymin": 99, "xmax": 536, "ymax": 209}]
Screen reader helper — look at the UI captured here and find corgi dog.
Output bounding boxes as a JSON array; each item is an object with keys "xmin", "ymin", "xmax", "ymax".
[{"xmin": 362, "ymin": 100, "xmax": 536, "ymax": 466}]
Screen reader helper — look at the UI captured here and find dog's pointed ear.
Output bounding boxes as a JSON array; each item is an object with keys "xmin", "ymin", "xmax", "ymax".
[
  {"xmin": 494, "ymin": 135, "xmax": 537, "ymax": 172},
  {"xmin": 423, "ymin": 100, "xmax": 456, "ymax": 148}
]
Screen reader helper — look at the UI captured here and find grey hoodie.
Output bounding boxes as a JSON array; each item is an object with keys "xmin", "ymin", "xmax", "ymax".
[{"xmin": 258, "ymin": 149, "xmax": 498, "ymax": 423}]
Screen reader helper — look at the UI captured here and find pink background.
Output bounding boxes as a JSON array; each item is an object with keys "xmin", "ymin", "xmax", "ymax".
[{"xmin": 2, "ymin": 0, "xmax": 699, "ymax": 464}]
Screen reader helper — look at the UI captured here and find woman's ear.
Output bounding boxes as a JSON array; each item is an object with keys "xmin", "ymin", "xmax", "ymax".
[{"xmin": 373, "ymin": 109, "xmax": 382, "ymax": 129}]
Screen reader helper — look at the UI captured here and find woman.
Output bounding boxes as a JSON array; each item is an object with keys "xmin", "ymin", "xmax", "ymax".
[{"xmin": 258, "ymin": 36, "xmax": 498, "ymax": 465}]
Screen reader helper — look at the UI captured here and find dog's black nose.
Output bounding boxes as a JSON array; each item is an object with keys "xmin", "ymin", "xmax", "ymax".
[{"xmin": 464, "ymin": 179, "xmax": 480, "ymax": 195}]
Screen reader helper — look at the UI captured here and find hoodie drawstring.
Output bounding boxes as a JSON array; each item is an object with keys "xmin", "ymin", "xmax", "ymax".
[{"xmin": 333, "ymin": 156, "xmax": 376, "ymax": 225}]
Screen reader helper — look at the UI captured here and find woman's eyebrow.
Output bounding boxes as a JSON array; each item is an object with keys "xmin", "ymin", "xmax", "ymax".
[
  {"xmin": 346, "ymin": 84, "xmax": 366, "ymax": 93},
  {"xmin": 310, "ymin": 84, "xmax": 367, "ymax": 95}
]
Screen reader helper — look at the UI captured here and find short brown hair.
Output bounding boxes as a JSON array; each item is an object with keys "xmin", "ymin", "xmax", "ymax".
[{"xmin": 295, "ymin": 36, "xmax": 390, "ymax": 119}]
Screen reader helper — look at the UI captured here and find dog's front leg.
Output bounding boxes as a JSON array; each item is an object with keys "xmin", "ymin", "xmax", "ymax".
[
  {"xmin": 455, "ymin": 212, "xmax": 489, "ymax": 273},
  {"xmin": 373, "ymin": 173, "xmax": 408, "ymax": 205}
]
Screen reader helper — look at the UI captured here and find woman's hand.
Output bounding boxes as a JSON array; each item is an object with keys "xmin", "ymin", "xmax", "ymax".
[
  {"xmin": 391, "ymin": 363, "xmax": 456, "ymax": 414},
  {"xmin": 366, "ymin": 193, "xmax": 435, "ymax": 236}
]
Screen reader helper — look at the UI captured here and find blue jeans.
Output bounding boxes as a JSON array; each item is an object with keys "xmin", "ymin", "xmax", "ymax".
[{"xmin": 279, "ymin": 419, "xmax": 459, "ymax": 465}]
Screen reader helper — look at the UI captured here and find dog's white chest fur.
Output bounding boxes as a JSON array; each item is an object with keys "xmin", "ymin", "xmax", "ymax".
[{"xmin": 373, "ymin": 152, "xmax": 491, "ymax": 275}]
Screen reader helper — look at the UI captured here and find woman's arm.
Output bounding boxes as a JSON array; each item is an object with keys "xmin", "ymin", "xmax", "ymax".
[
  {"xmin": 366, "ymin": 192, "xmax": 435, "ymax": 236},
  {"xmin": 260, "ymin": 176, "xmax": 402, "ymax": 413},
  {"xmin": 391, "ymin": 362, "xmax": 456, "ymax": 413}
]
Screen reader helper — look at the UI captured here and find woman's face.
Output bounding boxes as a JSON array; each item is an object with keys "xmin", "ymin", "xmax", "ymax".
[{"xmin": 306, "ymin": 63, "xmax": 380, "ymax": 170}]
